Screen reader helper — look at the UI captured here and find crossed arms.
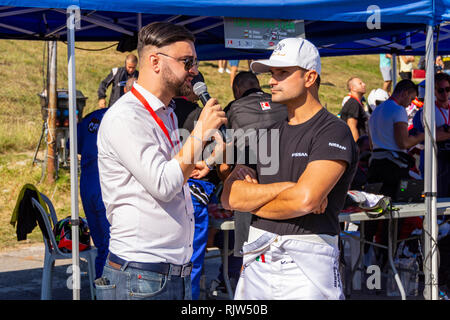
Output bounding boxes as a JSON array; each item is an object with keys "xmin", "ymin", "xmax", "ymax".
[{"xmin": 220, "ymin": 160, "xmax": 347, "ymax": 220}]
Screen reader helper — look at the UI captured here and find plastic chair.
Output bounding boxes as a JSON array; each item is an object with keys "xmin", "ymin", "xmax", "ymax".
[{"xmin": 31, "ymin": 193, "xmax": 97, "ymax": 300}]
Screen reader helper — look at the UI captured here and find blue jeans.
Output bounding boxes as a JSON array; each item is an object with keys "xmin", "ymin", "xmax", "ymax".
[{"xmin": 96, "ymin": 262, "xmax": 192, "ymax": 300}]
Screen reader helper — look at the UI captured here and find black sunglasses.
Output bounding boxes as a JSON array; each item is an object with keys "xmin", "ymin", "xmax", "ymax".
[
  {"xmin": 437, "ymin": 86, "xmax": 450, "ymax": 94},
  {"xmin": 156, "ymin": 52, "xmax": 199, "ymax": 71}
]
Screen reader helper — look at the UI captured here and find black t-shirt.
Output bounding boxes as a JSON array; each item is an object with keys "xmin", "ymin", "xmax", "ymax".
[
  {"xmin": 340, "ymin": 97, "xmax": 368, "ymax": 137},
  {"xmin": 251, "ymin": 108, "xmax": 358, "ymax": 236}
]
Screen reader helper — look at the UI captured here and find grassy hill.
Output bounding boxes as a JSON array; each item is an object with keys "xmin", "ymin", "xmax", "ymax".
[{"xmin": 0, "ymin": 39, "xmax": 389, "ymax": 250}]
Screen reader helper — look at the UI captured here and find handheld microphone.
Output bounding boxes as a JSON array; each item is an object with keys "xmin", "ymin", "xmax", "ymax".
[{"xmin": 193, "ymin": 81, "xmax": 231, "ymax": 143}]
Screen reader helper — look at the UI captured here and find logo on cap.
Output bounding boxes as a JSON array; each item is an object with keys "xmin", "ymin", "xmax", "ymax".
[{"xmin": 273, "ymin": 42, "xmax": 286, "ymax": 56}]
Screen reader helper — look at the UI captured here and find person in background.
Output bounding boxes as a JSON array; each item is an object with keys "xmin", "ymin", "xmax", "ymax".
[
  {"xmin": 366, "ymin": 80, "xmax": 424, "ymax": 267},
  {"xmin": 399, "ymin": 55, "xmax": 415, "ymax": 80},
  {"xmin": 412, "ymin": 72, "xmax": 450, "ymax": 197},
  {"xmin": 340, "ymin": 77, "xmax": 368, "ymax": 142},
  {"xmin": 218, "ymin": 60, "xmax": 231, "ymax": 74},
  {"xmin": 442, "ymin": 55, "xmax": 450, "ymax": 75},
  {"xmin": 124, "ymin": 77, "xmax": 137, "ymax": 94},
  {"xmin": 379, "ymin": 53, "xmax": 393, "ymax": 93},
  {"xmin": 350, "ymin": 135, "xmax": 371, "ymax": 190},
  {"xmin": 215, "ymin": 71, "xmax": 288, "ymax": 294},
  {"xmin": 97, "ymin": 54, "xmax": 139, "ymax": 108},
  {"xmin": 76, "ymin": 105, "xmax": 111, "ymax": 280},
  {"xmin": 368, "ymin": 80, "xmax": 424, "ymax": 199},
  {"xmin": 228, "ymin": 60, "xmax": 240, "ymax": 87},
  {"xmin": 173, "ymin": 71, "xmax": 223, "ymax": 300}
]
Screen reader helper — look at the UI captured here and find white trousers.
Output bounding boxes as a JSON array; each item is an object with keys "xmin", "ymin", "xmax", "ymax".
[{"xmin": 234, "ymin": 226, "xmax": 344, "ymax": 300}]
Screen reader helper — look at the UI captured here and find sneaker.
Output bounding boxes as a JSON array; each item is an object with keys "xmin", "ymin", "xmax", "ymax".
[
  {"xmin": 225, "ymin": 68, "xmax": 231, "ymax": 74},
  {"xmin": 218, "ymin": 68, "xmax": 224, "ymax": 73}
]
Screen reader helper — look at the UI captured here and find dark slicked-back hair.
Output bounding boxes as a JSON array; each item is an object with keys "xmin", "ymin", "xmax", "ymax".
[
  {"xmin": 137, "ymin": 22, "xmax": 195, "ymax": 59},
  {"xmin": 393, "ymin": 79, "xmax": 418, "ymax": 96}
]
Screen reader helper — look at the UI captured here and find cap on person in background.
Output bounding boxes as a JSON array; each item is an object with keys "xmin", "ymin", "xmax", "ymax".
[{"xmin": 250, "ymin": 38, "xmax": 321, "ymax": 75}]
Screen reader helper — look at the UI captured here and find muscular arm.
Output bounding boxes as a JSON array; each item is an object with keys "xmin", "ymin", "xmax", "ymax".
[
  {"xmin": 252, "ymin": 160, "xmax": 347, "ymax": 220},
  {"xmin": 221, "ymin": 165, "xmax": 295, "ymax": 212},
  {"xmin": 436, "ymin": 126, "xmax": 450, "ymax": 141},
  {"xmin": 394, "ymin": 122, "xmax": 424, "ymax": 149}
]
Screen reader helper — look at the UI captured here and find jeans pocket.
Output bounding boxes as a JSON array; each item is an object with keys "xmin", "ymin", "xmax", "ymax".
[
  {"xmin": 94, "ymin": 278, "xmax": 116, "ymax": 300},
  {"xmin": 129, "ymin": 270, "xmax": 168, "ymax": 299}
]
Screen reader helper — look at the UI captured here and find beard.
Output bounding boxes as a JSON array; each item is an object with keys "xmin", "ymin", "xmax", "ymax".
[{"xmin": 162, "ymin": 64, "xmax": 192, "ymax": 97}]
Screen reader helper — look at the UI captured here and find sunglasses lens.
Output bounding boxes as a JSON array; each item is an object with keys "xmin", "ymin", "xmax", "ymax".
[
  {"xmin": 438, "ymin": 87, "xmax": 450, "ymax": 93},
  {"xmin": 184, "ymin": 57, "xmax": 198, "ymax": 71}
]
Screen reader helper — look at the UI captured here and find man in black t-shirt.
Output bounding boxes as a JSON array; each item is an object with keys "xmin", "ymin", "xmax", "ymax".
[
  {"xmin": 221, "ymin": 38, "xmax": 357, "ymax": 300},
  {"xmin": 340, "ymin": 77, "xmax": 368, "ymax": 142}
]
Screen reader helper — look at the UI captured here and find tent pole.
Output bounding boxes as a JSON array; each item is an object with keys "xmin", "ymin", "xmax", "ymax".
[
  {"xmin": 67, "ymin": 5, "xmax": 80, "ymax": 301},
  {"xmin": 137, "ymin": 13, "xmax": 142, "ymax": 31},
  {"xmin": 392, "ymin": 52, "xmax": 397, "ymax": 87},
  {"xmin": 423, "ymin": 24, "xmax": 439, "ymax": 300},
  {"xmin": 46, "ymin": 41, "xmax": 57, "ymax": 183}
]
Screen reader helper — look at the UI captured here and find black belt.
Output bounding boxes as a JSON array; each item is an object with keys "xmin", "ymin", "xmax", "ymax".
[{"xmin": 108, "ymin": 252, "xmax": 192, "ymax": 278}]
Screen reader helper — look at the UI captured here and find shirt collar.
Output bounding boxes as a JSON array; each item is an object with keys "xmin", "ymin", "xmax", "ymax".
[{"xmin": 133, "ymin": 82, "xmax": 171, "ymax": 112}]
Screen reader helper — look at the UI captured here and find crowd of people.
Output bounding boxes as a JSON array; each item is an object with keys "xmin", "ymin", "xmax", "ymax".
[{"xmin": 72, "ymin": 21, "xmax": 450, "ymax": 300}]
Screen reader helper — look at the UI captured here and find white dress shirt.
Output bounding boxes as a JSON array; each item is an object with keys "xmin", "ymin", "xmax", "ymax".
[{"xmin": 97, "ymin": 82, "xmax": 195, "ymax": 265}]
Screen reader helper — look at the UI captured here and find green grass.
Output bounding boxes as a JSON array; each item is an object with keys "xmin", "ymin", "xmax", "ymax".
[{"xmin": 0, "ymin": 39, "xmax": 397, "ymax": 250}]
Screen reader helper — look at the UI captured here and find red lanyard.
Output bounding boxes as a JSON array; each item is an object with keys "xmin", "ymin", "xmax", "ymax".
[
  {"xmin": 131, "ymin": 86, "xmax": 179, "ymax": 150},
  {"xmin": 437, "ymin": 104, "xmax": 450, "ymax": 125},
  {"xmin": 349, "ymin": 94, "xmax": 363, "ymax": 107}
]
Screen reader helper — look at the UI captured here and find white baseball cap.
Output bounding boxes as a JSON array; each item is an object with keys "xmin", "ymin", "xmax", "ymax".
[{"xmin": 250, "ymin": 38, "xmax": 321, "ymax": 75}]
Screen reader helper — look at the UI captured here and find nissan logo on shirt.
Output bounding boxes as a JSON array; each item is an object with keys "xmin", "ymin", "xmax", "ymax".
[{"xmin": 292, "ymin": 152, "xmax": 308, "ymax": 158}]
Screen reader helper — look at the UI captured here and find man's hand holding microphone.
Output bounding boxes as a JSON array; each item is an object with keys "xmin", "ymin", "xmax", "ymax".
[{"xmin": 174, "ymin": 82, "xmax": 228, "ymax": 183}]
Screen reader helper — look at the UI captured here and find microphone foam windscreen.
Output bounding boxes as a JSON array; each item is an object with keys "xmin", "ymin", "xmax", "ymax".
[{"xmin": 193, "ymin": 81, "xmax": 207, "ymax": 97}]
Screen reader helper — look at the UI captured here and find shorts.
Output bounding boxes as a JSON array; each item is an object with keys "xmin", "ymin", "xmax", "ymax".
[
  {"xmin": 380, "ymin": 66, "xmax": 392, "ymax": 81},
  {"xmin": 229, "ymin": 60, "xmax": 239, "ymax": 67}
]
